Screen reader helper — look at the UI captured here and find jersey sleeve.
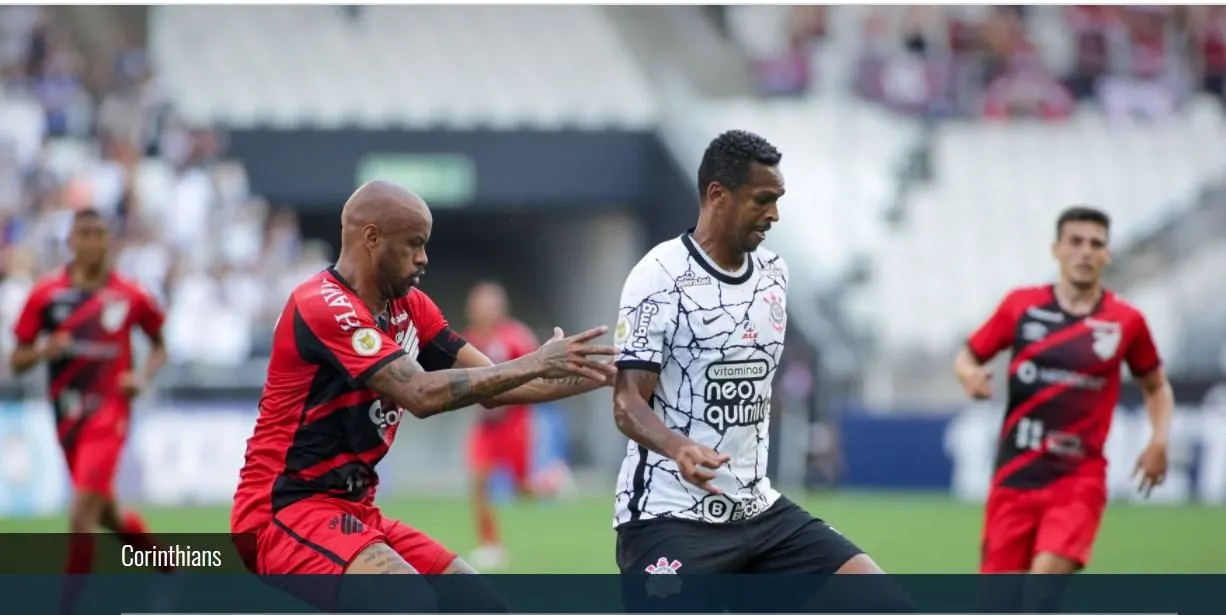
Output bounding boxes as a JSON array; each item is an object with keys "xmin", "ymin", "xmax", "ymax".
[
  {"xmin": 1125, "ymin": 311, "xmax": 1162, "ymax": 378},
  {"xmin": 131, "ymin": 285, "xmax": 166, "ymax": 338},
  {"xmin": 409, "ymin": 289, "xmax": 468, "ymax": 372},
  {"xmin": 614, "ymin": 259, "xmax": 678, "ymax": 373},
  {"xmin": 967, "ymin": 291, "xmax": 1019, "ymax": 363},
  {"xmin": 11, "ymin": 284, "xmax": 49, "ymax": 345},
  {"xmin": 293, "ymin": 294, "xmax": 406, "ymax": 386}
]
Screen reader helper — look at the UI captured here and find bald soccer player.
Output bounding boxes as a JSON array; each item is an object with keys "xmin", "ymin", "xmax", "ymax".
[{"xmin": 231, "ymin": 181, "xmax": 616, "ymax": 611}]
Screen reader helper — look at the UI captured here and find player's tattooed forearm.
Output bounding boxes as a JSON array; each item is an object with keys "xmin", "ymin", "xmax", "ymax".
[
  {"xmin": 351, "ymin": 543, "xmax": 416, "ymax": 574},
  {"xmin": 542, "ymin": 375, "xmax": 585, "ymax": 387},
  {"xmin": 436, "ymin": 370, "xmax": 524, "ymax": 412},
  {"xmin": 385, "ymin": 357, "xmax": 423, "ymax": 383},
  {"xmin": 448, "ymin": 371, "xmax": 474, "ymax": 400}
]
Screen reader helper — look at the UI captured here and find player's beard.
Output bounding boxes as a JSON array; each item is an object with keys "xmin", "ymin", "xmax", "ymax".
[{"xmin": 377, "ymin": 261, "xmax": 416, "ymax": 300}]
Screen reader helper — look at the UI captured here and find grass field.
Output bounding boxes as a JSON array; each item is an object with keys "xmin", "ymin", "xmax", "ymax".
[{"xmin": 2, "ymin": 491, "xmax": 1222, "ymax": 573}]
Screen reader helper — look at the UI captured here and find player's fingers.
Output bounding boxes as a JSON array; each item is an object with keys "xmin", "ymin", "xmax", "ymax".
[
  {"xmin": 566, "ymin": 325, "xmax": 609, "ymax": 344},
  {"xmin": 699, "ymin": 453, "xmax": 730, "ymax": 468},
  {"xmin": 574, "ymin": 344, "xmax": 618, "ymax": 357}
]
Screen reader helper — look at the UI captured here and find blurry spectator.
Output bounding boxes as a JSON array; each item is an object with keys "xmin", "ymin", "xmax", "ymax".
[
  {"xmin": 854, "ymin": 8, "xmax": 948, "ymax": 118},
  {"xmin": 1188, "ymin": 6, "xmax": 1226, "ymax": 103},
  {"xmin": 165, "ymin": 264, "xmax": 253, "ymax": 366},
  {"xmin": 982, "ymin": 47, "xmax": 1075, "ymax": 122},
  {"xmin": 1097, "ymin": 7, "xmax": 1188, "ymax": 126},
  {"xmin": 33, "ymin": 41, "xmax": 90, "ymax": 138},
  {"xmin": 1065, "ymin": 6, "xmax": 1115, "ymax": 100}
]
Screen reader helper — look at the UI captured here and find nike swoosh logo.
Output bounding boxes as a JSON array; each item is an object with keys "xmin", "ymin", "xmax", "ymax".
[{"xmin": 702, "ymin": 315, "xmax": 720, "ymax": 325}]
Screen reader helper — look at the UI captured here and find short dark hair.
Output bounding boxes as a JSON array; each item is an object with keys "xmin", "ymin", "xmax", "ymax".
[
  {"xmin": 73, "ymin": 208, "xmax": 103, "ymax": 223},
  {"xmin": 697, "ymin": 130, "xmax": 781, "ymax": 200},
  {"xmin": 1056, "ymin": 206, "xmax": 1110, "ymax": 239}
]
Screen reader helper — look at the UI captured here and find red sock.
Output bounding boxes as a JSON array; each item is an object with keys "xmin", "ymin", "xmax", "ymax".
[
  {"xmin": 118, "ymin": 511, "xmax": 174, "ymax": 573},
  {"xmin": 60, "ymin": 533, "xmax": 95, "ymax": 615},
  {"xmin": 477, "ymin": 506, "xmax": 499, "ymax": 545}
]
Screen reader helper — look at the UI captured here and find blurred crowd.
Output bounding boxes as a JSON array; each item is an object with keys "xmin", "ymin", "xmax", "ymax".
[
  {"xmin": 0, "ymin": 7, "xmax": 329, "ymax": 372},
  {"xmin": 730, "ymin": 5, "xmax": 1226, "ymax": 125}
]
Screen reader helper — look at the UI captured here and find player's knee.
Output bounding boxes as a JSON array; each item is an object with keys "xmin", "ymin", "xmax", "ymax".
[{"xmin": 68, "ymin": 492, "xmax": 106, "ymax": 532}]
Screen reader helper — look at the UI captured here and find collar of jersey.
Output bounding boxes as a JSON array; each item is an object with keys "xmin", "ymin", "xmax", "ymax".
[{"xmin": 681, "ymin": 229, "xmax": 754, "ymax": 286}]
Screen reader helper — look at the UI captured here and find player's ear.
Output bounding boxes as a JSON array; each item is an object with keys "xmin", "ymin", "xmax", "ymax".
[{"xmin": 362, "ymin": 224, "xmax": 380, "ymax": 249}]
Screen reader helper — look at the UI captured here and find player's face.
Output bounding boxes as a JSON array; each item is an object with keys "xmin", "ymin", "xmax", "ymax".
[
  {"xmin": 466, "ymin": 285, "xmax": 506, "ymax": 327},
  {"xmin": 374, "ymin": 224, "xmax": 430, "ymax": 299},
  {"xmin": 67, "ymin": 217, "xmax": 110, "ymax": 266},
  {"xmin": 1052, "ymin": 221, "xmax": 1110, "ymax": 289},
  {"xmin": 730, "ymin": 163, "xmax": 784, "ymax": 253}
]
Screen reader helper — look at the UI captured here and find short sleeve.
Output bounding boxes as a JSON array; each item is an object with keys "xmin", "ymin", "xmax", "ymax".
[
  {"xmin": 11, "ymin": 284, "xmax": 49, "ymax": 345},
  {"xmin": 967, "ymin": 292, "xmax": 1019, "ymax": 363},
  {"xmin": 407, "ymin": 288, "xmax": 448, "ymax": 345},
  {"xmin": 1125, "ymin": 312, "xmax": 1162, "ymax": 378},
  {"xmin": 131, "ymin": 285, "xmax": 166, "ymax": 337},
  {"xmin": 293, "ymin": 293, "xmax": 406, "ymax": 386},
  {"xmin": 613, "ymin": 260, "xmax": 678, "ymax": 373}
]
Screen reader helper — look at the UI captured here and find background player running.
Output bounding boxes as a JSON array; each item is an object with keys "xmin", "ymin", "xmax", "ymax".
[
  {"xmin": 955, "ymin": 206, "xmax": 1174, "ymax": 587},
  {"xmin": 9, "ymin": 209, "xmax": 173, "ymax": 613},
  {"xmin": 461, "ymin": 280, "xmax": 549, "ymax": 571},
  {"xmin": 611, "ymin": 131, "xmax": 910, "ymax": 612},
  {"xmin": 232, "ymin": 181, "xmax": 614, "ymax": 612}
]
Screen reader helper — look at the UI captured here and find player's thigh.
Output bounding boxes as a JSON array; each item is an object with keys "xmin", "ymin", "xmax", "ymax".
[
  {"xmin": 743, "ymin": 498, "xmax": 864, "ymax": 574},
  {"xmin": 981, "ymin": 487, "xmax": 1043, "ymax": 573},
  {"xmin": 467, "ymin": 425, "xmax": 498, "ymax": 475},
  {"xmin": 616, "ymin": 520, "xmax": 741, "ymax": 612},
  {"xmin": 502, "ymin": 418, "xmax": 533, "ymax": 491},
  {"xmin": 1034, "ymin": 478, "xmax": 1107, "ymax": 570},
  {"xmin": 65, "ymin": 433, "xmax": 125, "ymax": 498},
  {"xmin": 257, "ymin": 501, "xmax": 386, "ymax": 574},
  {"xmin": 379, "ymin": 514, "xmax": 459, "ymax": 574}
]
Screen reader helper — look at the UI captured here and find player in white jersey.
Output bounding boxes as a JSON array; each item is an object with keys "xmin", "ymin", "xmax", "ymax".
[{"xmin": 611, "ymin": 132, "xmax": 902, "ymax": 607}]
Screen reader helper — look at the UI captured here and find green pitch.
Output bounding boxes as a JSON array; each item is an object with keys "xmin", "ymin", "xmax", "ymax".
[{"xmin": 1, "ymin": 491, "xmax": 1221, "ymax": 573}]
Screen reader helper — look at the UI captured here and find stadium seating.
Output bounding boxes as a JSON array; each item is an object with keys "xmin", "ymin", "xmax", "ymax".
[
  {"xmin": 870, "ymin": 99, "xmax": 1226, "ymax": 356},
  {"xmin": 148, "ymin": 6, "xmax": 657, "ymax": 130},
  {"xmin": 675, "ymin": 98, "xmax": 924, "ymax": 287}
]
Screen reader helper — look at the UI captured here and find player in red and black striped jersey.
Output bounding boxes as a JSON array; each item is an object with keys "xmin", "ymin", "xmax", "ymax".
[
  {"xmin": 955, "ymin": 206, "xmax": 1175, "ymax": 580},
  {"xmin": 231, "ymin": 181, "xmax": 614, "ymax": 611},
  {"xmin": 9, "ymin": 209, "xmax": 173, "ymax": 614}
]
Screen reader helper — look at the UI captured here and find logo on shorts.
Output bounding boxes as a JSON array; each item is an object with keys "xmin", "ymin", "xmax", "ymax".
[
  {"xmin": 328, "ymin": 513, "xmax": 365, "ymax": 536},
  {"xmin": 352, "ymin": 328, "xmax": 383, "ymax": 356},
  {"xmin": 644, "ymin": 557, "xmax": 682, "ymax": 598}
]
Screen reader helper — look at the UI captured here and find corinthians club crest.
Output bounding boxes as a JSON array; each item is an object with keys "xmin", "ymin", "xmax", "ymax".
[
  {"xmin": 99, "ymin": 298, "xmax": 130, "ymax": 334},
  {"xmin": 763, "ymin": 292, "xmax": 786, "ymax": 333}
]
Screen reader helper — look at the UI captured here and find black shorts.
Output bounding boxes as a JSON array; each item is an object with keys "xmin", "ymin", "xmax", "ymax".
[{"xmin": 616, "ymin": 496, "xmax": 862, "ymax": 575}]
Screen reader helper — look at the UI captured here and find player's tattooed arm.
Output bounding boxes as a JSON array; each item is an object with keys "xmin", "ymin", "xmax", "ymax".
[
  {"xmin": 367, "ymin": 354, "xmax": 542, "ymax": 419},
  {"xmin": 448, "ymin": 329, "xmax": 616, "ymax": 407},
  {"xmin": 368, "ymin": 326, "xmax": 615, "ymax": 418},
  {"xmin": 612, "ymin": 369, "xmax": 690, "ymax": 459}
]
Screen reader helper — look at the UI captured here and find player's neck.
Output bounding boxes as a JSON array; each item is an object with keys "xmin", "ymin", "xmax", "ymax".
[
  {"xmin": 1053, "ymin": 279, "xmax": 1102, "ymax": 314},
  {"xmin": 68, "ymin": 262, "xmax": 109, "ymax": 289},
  {"xmin": 333, "ymin": 257, "xmax": 385, "ymax": 314},
  {"xmin": 692, "ymin": 218, "xmax": 745, "ymax": 271}
]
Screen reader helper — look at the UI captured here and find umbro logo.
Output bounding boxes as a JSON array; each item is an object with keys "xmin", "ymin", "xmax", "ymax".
[{"xmin": 328, "ymin": 513, "xmax": 365, "ymax": 536}]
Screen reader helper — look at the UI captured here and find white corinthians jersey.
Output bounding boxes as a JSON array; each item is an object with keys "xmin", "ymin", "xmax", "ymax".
[{"xmin": 612, "ymin": 231, "xmax": 788, "ymax": 526}]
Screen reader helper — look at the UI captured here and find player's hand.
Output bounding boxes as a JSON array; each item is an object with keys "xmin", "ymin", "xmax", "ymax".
[
  {"xmin": 119, "ymin": 372, "xmax": 146, "ymax": 399},
  {"xmin": 42, "ymin": 332, "xmax": 73, "ymax": 360},
  {"xmin": 957, "ymin": 365, "xmax": 993, "ymax": 400},
  {"xmin": 1133, "ymin": 439, "xmax": 1168, "ymax": 498},
  {"xmin": 673, "ymin": 442, "xmax": 731, "ymax": 495},
  {"xmin": 531, "ymin": 326, "xmax": 618, "ymax": 382}
]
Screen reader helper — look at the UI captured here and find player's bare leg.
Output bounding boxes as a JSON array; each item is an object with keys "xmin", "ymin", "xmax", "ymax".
[
  {"xmin": 431, "ymin": 557, "xmax": 510, "ymax": 612},
  {"xmin": 339, "ymin": 543, "xmax": 439, "ymax": 612},
  {"xmin": 469, "ymin": 465, "xmax": 509, "ymax": 571},
  {"xmin": 834, "ymin": 553, "xmax": 885, "ymax": 574},
  {"xmin": 1022, "ymin": 552, "xmax": 1078, "ymax": 613},
  {"xmin": 61, "ymin": 490, "xmax": 108, "ymax": 615},
  {"xmin": 816, "ymin": 553, "xmax": 915, "ymax": 612},
  {"xmin": 99, "ymin": 500, "xmax": 174, "ymax": 572}
]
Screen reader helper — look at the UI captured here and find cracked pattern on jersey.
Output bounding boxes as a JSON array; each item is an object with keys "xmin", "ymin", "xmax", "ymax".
[{"xmin": 612, "ymin": 236, "xmax": 788, "ymax": 526}]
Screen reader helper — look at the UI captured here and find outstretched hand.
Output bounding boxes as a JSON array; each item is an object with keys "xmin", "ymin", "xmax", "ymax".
[
  {"xmin": 532, "ymin": 326, "xmax": 618, "ymax": 382},
  {"xmin": 674, "ymin": 443, "xmax": 731, "ymax": 494}
]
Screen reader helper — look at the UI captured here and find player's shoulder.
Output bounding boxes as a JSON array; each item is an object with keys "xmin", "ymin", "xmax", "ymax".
[
  {"xmin": 753, "ymin": 248, "xmax": 788, "ymax": 280},
  {"xmin": 290, "ymin": 269, "xmax": 353, "ymax": 314},
  {"xmin": 106, "ymin": 271, "xmax": 157, "ymax": 300},
  {"xmin": 1101, "ymin": 289, "xmax": 1147, "ymax": 319},
  {"xmin": 26, "ymin": 269, "xmax": 69, "ymax": 298}
]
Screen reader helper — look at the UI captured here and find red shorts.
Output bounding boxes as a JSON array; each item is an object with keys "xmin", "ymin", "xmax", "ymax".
[
  {"xmin": 59, "ymin": 401, "xmax": 130, "ymax": 497},
  {"xmin": 980, "ymin": 475, "xmax": 1108, "ymax": 573},
  {"xmin": 467, "ymin": 411, "xmax": 532, "ymax": 488},
  {"xmin": 251, "ymin": 498, "xmax": 456, "ymax": 575}
]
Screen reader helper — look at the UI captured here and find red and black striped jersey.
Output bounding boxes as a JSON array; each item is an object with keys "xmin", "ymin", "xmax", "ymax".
[
  {"xmin": 231, "ymin": 267, "xmax": 467, "ymax": 536},
  {"xmin": 967, "ymin": 285, "xmax": 1161, "ymax": 490},
  {"xmin": 11, "ymin": 267, "xmax": 163, "ymax": 435}
]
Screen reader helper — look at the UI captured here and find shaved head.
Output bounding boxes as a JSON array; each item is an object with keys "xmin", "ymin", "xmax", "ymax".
[{"xmin": 339, "ymin": 180, "xmax": 434, "ymax": 301}]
